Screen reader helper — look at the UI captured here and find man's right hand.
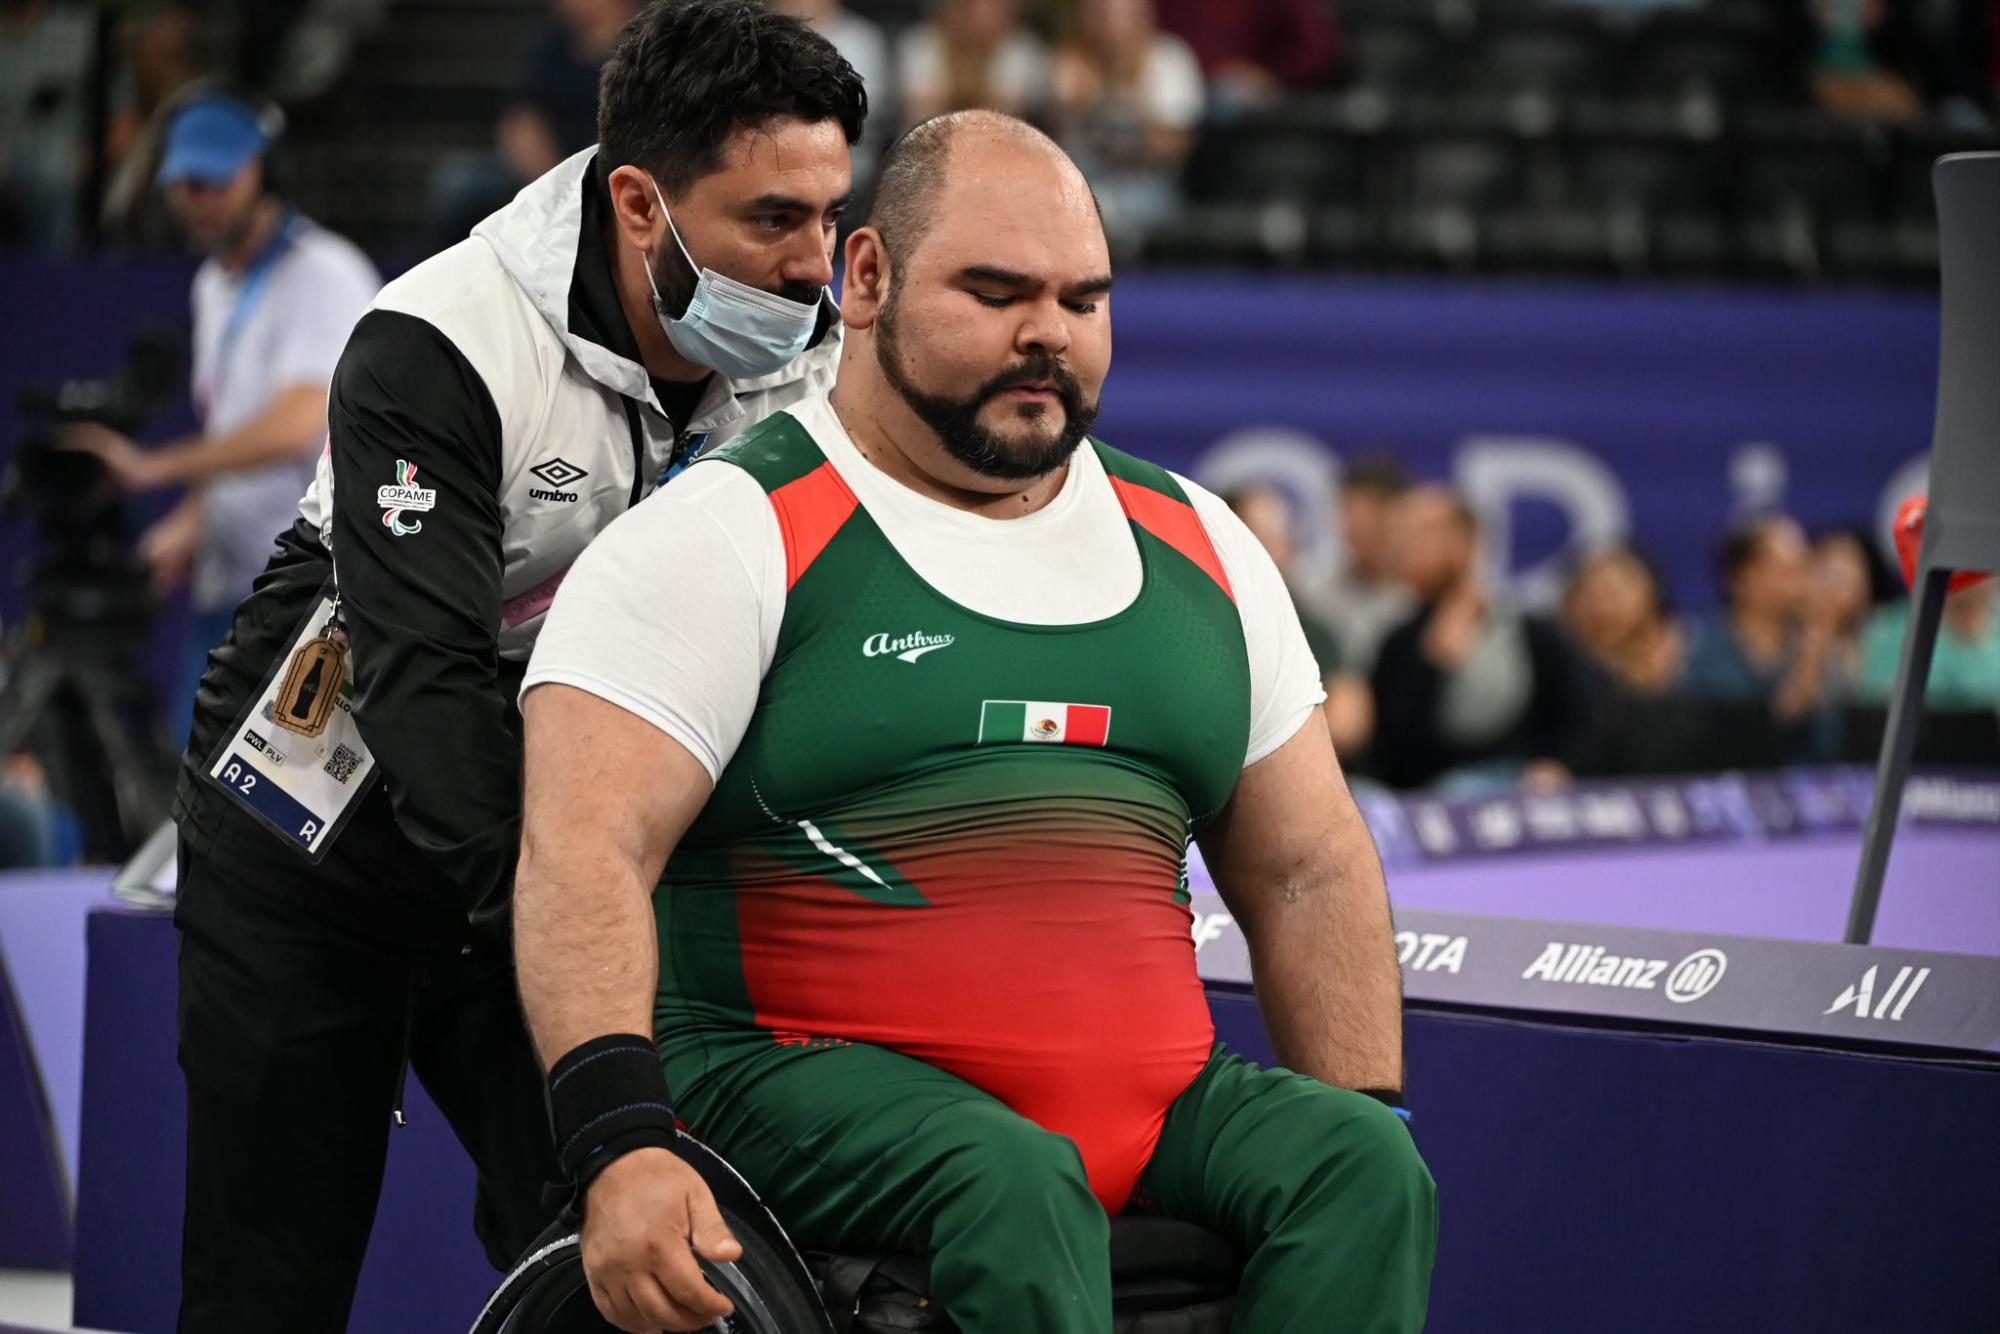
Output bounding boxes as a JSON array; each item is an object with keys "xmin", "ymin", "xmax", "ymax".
[
  {"xmin": 138, "ymin": 493, "xmax": 204, "ymax": 593},
  {"xmin": 580, "ymin": 1147, "xmax": 743, "ymax": 1333}
]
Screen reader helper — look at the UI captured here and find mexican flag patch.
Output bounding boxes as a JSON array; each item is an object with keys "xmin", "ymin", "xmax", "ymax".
[{"xmin": 978, "ymin": 700, "xmax": 1112, "ymax": 747}]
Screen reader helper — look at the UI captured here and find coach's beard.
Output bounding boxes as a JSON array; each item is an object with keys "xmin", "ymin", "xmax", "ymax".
[{"xmin": 876, "ymin": 297, "xmax": 1099, "ymax": 483}]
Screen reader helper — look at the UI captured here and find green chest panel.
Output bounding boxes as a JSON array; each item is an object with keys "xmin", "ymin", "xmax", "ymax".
[{"xmin": 682, "ymin": 414, "xmax": 1252, "ymax": 851}]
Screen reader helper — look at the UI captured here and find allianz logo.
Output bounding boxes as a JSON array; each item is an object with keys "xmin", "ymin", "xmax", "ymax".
[
  {"xmin": 1524, "ymin": 942, "xmax": 1728, "ymax": 1004},
  {"xmin": 863, "ymin": 630, "xmax": 956, "ymax": 664},
  {"xmin": 1396, "ymin": 930, "xmax": 1467, "ymax": 974}
]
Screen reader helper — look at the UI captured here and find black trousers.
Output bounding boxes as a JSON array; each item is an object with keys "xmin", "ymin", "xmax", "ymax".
[{"xmin": 173, "ymin": 836, "xmax": 558, "ymax": 1333}]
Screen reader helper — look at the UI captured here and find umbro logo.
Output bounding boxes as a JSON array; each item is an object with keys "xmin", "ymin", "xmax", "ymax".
[
  {"xmin": 530, "ymin": 457, "xmax": 588, "ymax": 488},
  {"xmin": 863, "ymin": 631, "xmax": 955, "ymax": 664},
  {"xmin": 528, "ymin": 457, "xmax": 587, "ymax": 503}
]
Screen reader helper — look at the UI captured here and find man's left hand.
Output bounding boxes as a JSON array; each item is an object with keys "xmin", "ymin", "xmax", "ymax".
[{"xmin": 64, "ymin": 423, "xmax": 175, "ymax": 492}]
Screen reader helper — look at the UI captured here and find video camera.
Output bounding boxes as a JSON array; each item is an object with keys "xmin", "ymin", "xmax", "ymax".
[{"xmin": 3, "ymin": 323, "xmax": 183, "ymax": 626}]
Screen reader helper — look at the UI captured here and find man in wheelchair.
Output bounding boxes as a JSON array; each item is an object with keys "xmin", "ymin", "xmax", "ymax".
[{"xmin": 513, "ymin": 111, "xmax": 1438, "ymax": 1333}]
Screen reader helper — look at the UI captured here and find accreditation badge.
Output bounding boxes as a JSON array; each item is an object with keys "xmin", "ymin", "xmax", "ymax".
[{"xmin": 203, "ymin": 588, "xmax": 379, "ymax": 861}]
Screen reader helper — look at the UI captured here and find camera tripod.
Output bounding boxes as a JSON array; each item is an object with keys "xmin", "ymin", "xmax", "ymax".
[{"xmin": 0, "ymin": 603, "xmax": 178, "ymax": 864}]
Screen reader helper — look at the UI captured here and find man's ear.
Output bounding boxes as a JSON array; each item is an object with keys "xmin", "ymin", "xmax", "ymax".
[
  {"xmin": 605, "ymin": 163, "xmax": 663, "ymax": 254},
  {"xmin": 841, "ymin": 227, "xmax": 889, "ymax": 330}
]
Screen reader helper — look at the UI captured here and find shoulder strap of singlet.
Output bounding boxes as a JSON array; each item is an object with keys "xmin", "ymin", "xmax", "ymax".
[
  {"xmin": 1091, "ymin": 440, "xmax": 1235, "ymax": 604},
  {"xmin": 698, "ymin": 409, "xmax": 860, "ymax": 592}
]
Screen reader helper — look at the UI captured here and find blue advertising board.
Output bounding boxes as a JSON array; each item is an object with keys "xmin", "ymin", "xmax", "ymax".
[{"xmin": 0, "ymin": 260, "xmax": 1940, "ymax": 630}]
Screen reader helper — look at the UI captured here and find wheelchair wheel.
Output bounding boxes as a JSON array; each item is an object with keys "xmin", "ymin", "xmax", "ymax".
[
  {"xmin": 471, "ymin": 1222, "xmax": 830, "ymax": 1333},
  {"xmin": 470, "ymin": 1132, "xmax": 835, "ymax": 1334}
]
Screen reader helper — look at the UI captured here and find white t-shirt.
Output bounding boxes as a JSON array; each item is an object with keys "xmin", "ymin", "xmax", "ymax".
[
  {"xmin": 1134, "ymin": 33, "xmax": 1206, "ymax": 132},
  {"xmin": 189, "ymin": 214, "xmax": 379, "ymax": 610},
  {"xmin": 897, "ymin": 26, "xmax": 1052, "ymax": 119},
  {"xmin": 524, "ymin": 391, "xmax": 1326, "ymax": 784}
]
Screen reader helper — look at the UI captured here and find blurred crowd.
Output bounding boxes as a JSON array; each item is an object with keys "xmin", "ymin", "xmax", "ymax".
[
  {"xmin": 4, "ymin": 0, "xmax": 1996, "ymax": 258},
  {"xmin": 423, "ymin": 0, "xmax": 1345, "ymax": 251},
  {"xmin": 1225, "ymin": 462, "xmax": 2000, "ymax": 795},
  {"xmin": 2, "ymin": 0, "xmax": 1997, "ymax": 868}
]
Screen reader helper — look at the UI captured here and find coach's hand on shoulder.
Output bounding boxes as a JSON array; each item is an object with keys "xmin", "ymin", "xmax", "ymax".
[{"xmin": 582, "ymin": 1146, "xmax": 742, "ymax": 1332}]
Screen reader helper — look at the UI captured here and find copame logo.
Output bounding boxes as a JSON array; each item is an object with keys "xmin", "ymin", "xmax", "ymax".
[
  {"xmin": 377, "ymin": 459, "xmax": 437, "ymax": 536},
  {"xmin": 863, "ymin": 630, "xmax": 956, "ymax": 664}
]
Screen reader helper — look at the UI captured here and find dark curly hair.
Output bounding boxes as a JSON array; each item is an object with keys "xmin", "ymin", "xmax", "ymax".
[{"xmin": 597, "ymin": 0, "xmax": 868, "ymax": 196}]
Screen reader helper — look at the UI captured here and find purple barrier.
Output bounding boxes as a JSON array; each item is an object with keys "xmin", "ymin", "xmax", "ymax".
[
  {"xmin": 0, "ymin": 954, "xmax": 68, "ymax": 1269},
  {"xmin": 0, "ymin": 870, "xmax": 98, "ymax": 1271},
  {"xmin": 69, "ymin": 904, "xmax": 1996, "ymax": 1334},
  {"xmin": 1355, "ymin": 767, "xmax": 2000, "ymax": 867},
  {"xmin": 1384, "ymin": 831, "xmax": 2000, "ymax": 958},
  {"xmin": 6, "ymin": 791, "xmax": 1987, "ymax": 1328},
  {"xmin": 1209, "ymin": 994, "xmax": 2000, "ymax": 1334},
  {"xmin": 71, "ymin": 907, "xmax": 498, "ymax": 1334}
]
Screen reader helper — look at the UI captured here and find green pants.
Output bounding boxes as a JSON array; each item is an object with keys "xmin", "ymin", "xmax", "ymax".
[{"xmin": 664, "ymin": 1033, "xmax": 1437, "ymax": 1333}]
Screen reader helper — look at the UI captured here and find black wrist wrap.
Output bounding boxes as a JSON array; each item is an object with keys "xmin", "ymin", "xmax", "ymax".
[{"xmin": 546, "ymin": 1034, "xmax": 678, "ymax": 1189}]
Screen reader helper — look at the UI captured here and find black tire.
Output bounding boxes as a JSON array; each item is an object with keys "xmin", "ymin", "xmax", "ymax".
[
  {"xmin": 471, "ymin": 1212, "xmax": 829, "ymax": 1333},
  {"xmin": 471, "ymin": 1131, "xmax": 834, "ymax": 1334}
]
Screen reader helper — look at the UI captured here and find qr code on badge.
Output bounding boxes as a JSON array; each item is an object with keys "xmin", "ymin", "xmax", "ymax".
[{"xmin": 323, "ymin": 744, "xmax": 362, "ymax": 784}]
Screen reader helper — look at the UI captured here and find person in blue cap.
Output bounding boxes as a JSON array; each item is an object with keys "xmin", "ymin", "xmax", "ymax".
[{"xmin": 68, "ymin": 87, "xmax": 379, "ymax": 747}]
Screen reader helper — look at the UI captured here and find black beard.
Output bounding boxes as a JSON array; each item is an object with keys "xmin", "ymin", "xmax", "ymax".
[
  {"xmin": 875, "ymin": 292, "xmax": 1099, "ymax": 482},
  {"xmin": 649, "ymin": 244, "xmax": 821, "ymax": 320},
  {"xmin": 649, "ymin": 245, "xmax": 699, "ymax": 320}
]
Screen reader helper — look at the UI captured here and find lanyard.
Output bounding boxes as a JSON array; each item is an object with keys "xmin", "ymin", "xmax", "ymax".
[{"xmin": 198, "ymin": 208, "xmax": 299, "ymax": 417}]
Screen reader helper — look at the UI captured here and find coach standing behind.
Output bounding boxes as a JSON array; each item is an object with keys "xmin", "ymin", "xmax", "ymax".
[{"xmin": 166, "ymin": 4, "xmax": 866, "ymax": 1328}]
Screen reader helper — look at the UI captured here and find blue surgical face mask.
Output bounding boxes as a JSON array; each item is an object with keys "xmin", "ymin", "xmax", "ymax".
[{"xmin": 644, "ymin": 177, "xmax": 821, "ymax": 381}]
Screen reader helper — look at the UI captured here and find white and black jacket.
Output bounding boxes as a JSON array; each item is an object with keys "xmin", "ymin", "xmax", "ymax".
[{"xmin": 174, "ymin": 148, "xmax": 838, "ymax": 941}]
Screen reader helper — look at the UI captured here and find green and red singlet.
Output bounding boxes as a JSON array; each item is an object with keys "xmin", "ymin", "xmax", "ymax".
[{"xmin": 654, "ymin": 412, "xmax": 1252, "ymax": 1213}]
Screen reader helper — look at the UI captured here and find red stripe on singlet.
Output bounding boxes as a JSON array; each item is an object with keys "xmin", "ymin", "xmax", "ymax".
[
  {"xmin": 769, "ymin": 461, "xmax": 860, "ymax": 591},
  {"xmin": 1107, "ymin": 475, "xmax": 1235, "ymax": 603}
]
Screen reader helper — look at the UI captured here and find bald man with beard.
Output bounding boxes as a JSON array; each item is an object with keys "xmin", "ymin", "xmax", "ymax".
[{"xmin": 513, "ymin": 111, "xmax": 1437, "ymax": 1333}]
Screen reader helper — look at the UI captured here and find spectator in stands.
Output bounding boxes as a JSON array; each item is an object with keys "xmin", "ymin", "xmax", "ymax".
[
  {"xmin": 1049, "ymin": 0, "xmax": 1203, "ymax": 247},
  {"xmin": 1810, "ymin": 525, "xmax": 1897, "ymax": 694},
  {"xmin": 99, "ymin": 2, "xmax": 206, "ymax": 248},
  {"xmin": 1151, "ymin": 0, "xmax": 1341, "ymax": 112},
  {"xmin": 1320, "ymin": 454, "xmax": 1415, "ymax": 677},
  {"xmin": 429, "ymin": 0, "xmax": 637, "ymax": 248},
  {"xmin": 1560, "ymin": 544, "xmax": 1682, "ymax": 697},
  {"xmin": 65, "ymin": 91, "xmax": 380, "ymax": 746},
  {"xmin": 1786, "ymin": 0, "xmax": 1996, "ymax": 128},
  {"xmin": 0, "ymin": 752, "xmax": 57, "ymax": 870},
  {"xmin": 0, "ymin": 0, "xmax": 94, "ymax": 251},
  {"xmin": 898, "ymin": 0, "xmax": 1052, "ymax": 129},
  {"xmin": 1804, "ymin": 0, "xmax": 1925, "ymax": 123},
  {"xmin": 773, "ymin": 0, "xmax": 897, "ymax": 177},
  {"xmin": 1370, "ymin": 486, "xmax": 1590, "ymax": 793},
  {"xmin": 1682, "ymin": 514, "xmax": 1844, "ymax": 759},
  {"xmin": 1225, "ymin": 482, "xmax": 1374, "ymax": 759},
  {"xmin": 1858, "ymin": 579, "xmax": 2000, "ymax": 714}
]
